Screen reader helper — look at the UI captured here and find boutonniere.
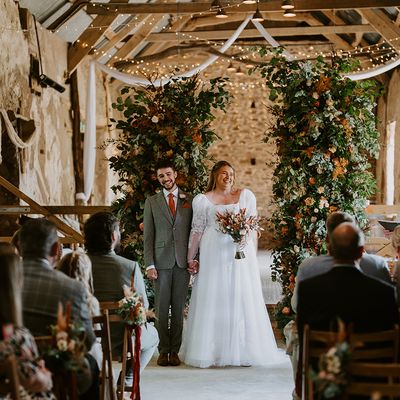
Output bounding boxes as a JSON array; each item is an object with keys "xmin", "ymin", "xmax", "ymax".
[{"xmin": 179, "ymin": 193, "xmax": 191, "ymax": 209}]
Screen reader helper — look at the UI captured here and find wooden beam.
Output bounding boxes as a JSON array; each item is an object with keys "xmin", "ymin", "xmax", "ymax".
[
  {"xmin": 87, "ymin": 1, "xmax": 400, "ymax": 15},
  {"xmin": 0, "ymin": 205, "xmax": 110, "ymax": 215},
  {"xmin": 68, "ymin": 0, "xmax": 129, "ymax": 73},
  {"xmin": 93, "ymin": 15, "xmax": 148, "ymax": 60},
  {"xmin": 138, "ymin": 15, "xmax": 192, "ymax": 58},
  {"xmin": 358, "ymin": 8, "xmax": 400, "ymax": 50},
  {"xmin": 0, "ymin": 176, "xmax": 83, "ymax": 242},
  {"xmin": 108, "ymin": 15, "xmax": 165, "ymax": 65},
  {"xmin": 145, "ymin": 25, "xmax": 374, "ymax": 42}
]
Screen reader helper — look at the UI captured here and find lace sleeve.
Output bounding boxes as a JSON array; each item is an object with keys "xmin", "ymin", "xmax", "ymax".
[
  {"xmin": 241, "ymin": 189, "xmax": 258, "ymax": 249},
  {"xmin": 187, "ymin": 194, "xmax": 207, "ymax": 262}
]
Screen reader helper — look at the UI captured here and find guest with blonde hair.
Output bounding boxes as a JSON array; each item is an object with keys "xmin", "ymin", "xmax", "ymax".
[
  {"xmin": 57, "ymin": 249, "xmax": 102, "ymax": 369},
  {"xmin": 0, "ymin": 242, "xmax": 55, "ymax": 399}
]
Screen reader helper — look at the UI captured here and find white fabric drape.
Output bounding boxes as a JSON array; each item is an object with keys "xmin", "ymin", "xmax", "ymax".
[{"xmin": 80, "ymin": 61, "xmax": 97, "ymax": 202}]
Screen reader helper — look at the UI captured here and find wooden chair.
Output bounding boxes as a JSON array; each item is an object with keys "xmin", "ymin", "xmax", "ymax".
[
  {"xmin": 100, "ymin": 301, "xmax": 135, "ymax": 400},
  {"xmin": 93, "ymin": 310, "xmax": 116, "ymax": 400},
  {"xmin": 348, "ymin": 325, "xmax": 400, "ymax": 363},
  {"xmin": 34, "ymin": 335, "xmax": 78, "ymax": 400},
  {"xmin": 0, "ymin": 354, "xmax": 21, "ymax": 400},
  {"xmin": 302, "ymin": 324, "xmax": 340, "ymax": 400},
  {"xmin": 346, "ymin": 362, "xmax": 400, "ymax": 399}
]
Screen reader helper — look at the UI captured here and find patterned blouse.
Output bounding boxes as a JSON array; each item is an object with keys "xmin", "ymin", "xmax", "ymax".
[{"xmin": 0, "ymin": 326, "xmax": 55, "ymax": 400}]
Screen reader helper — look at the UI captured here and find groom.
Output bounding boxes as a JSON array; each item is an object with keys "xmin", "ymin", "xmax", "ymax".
[{"xmin": 144, "ymin": 160, "xmax": 193, "ymax": 366}]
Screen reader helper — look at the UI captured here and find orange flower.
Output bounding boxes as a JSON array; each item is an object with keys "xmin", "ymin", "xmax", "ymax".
[
  {"xmin": 329, "ymin": 206, "xmax": 338, "ymax": 213},
  {"xmin": 193, "ymin": 133, "xmax": 202, "ymax": 144},
  {"xmin": 165, "ymin": 150, "xmax": 173, "ymax": 158},
  {"xmin": 282, "ymin": 307, "xmax": 291, "ymax": 315},
  {"xmin": 309, "ymin": 177, "xmax": 316, "ymax": 185},
  {"xmin": 281, "ymin": 226, "xmax": 289, "ymax": 235},
  {"xmin": 305, "ymin": 146, "xmax": 315, "ymax": 158}
]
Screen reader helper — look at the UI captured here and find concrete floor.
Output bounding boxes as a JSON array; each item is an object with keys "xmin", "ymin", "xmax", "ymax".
[{"xmin": 139, "ymin": 355, "xmax": 293, "ymax": 400}]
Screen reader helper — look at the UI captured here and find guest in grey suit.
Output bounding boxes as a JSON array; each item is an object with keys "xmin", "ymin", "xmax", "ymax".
[
  {"xmin": 84, "ymin": 212, "xmax": 159, "ymax": 376},
  {"xmin": 19, "ymin": 218, "xmax": 98, "ymax": 399},
  {"xmin": 144, "ymin": 160, "xmax": 193, "ymax": 367}
]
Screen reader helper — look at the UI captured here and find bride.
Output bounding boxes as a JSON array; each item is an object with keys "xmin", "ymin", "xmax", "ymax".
[{"xmin": 182, "ymin": 160, "xmax": 284, "ymax": 368}]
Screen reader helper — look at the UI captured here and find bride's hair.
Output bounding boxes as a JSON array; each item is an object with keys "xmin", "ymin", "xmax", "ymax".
[{"xmin": 206, "ymin": 160, "xmax": 235, "ymax": 192}]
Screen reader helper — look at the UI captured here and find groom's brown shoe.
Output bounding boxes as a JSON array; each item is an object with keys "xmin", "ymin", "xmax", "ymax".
[
  {"xmin": 157, "ymin": 353, "xmax": 169, "ymax": 366},
  {"xmin": 169, "ymin": 352, "xmax": 181, "ymax": 366}
]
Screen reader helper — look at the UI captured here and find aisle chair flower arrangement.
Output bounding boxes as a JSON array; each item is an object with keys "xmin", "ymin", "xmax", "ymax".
[
  {"xmin": 215, "ymin": 208, "xmax": 263, "ymax": 259},
  {"xmin": 310, "ymin": 321, "xmax": 351, "ymax": 399},
  {"xmin": 43, "ymin": 302, "xmax": 87, "ymax": 373},
  {"xmin": 117, "ymin": 284, "xmax": 156, "ymax": 400}
]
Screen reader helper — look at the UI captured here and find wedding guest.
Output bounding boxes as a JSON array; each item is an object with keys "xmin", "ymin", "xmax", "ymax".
[
  {"xmin": 143, "ymin": 159, "xmax": 192, "ymax": 367},
  {"xmin": 0, "ymin": 242, "xmax": 55, "ymax": 399},
  {"xmin": 391, "ymin": 225, "xmax": 400, "ymax": 302},
  {"xmin": 84, "ymin": 212, "xmax": 158, "ymax": 379},
  {"xmin": 291, "ymin": 211, "xmax": 391, "ymax": 311},
  {"xmin": 57, "ymin": 249, "xmax": 102, "ymax": 370},
  {"xmin": 19, "ymin": 218, "xmax": 99, "ymax": 399}
]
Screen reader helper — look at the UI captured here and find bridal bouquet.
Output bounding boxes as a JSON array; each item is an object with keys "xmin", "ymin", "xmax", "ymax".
[{"xmin": 215, "ymin": 208, "xmax": 262, "ymax": 259}]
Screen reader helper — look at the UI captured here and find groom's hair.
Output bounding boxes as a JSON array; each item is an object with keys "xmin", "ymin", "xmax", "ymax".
[{"xmin": 155, "ymin": 159, "xmax": 176, "ymax": 172}]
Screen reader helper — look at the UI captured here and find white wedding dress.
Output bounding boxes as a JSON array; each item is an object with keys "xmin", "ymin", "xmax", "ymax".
[{"xmin": 182, "ymin": 188, "xmax": 284, "ymax": 368}]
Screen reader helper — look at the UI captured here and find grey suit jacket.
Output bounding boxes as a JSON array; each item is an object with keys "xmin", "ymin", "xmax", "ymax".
[
  {"xmin": 143, "ymin": 189, "xmax": 192, "ymax": 269},
  {"xmin": 89, "ymin": 251, "xmax": 149, "ymax": 356},
  {"xmin": 22, "ymin": 258, "xmax": 96, "ymax": 347},
  {"xmin": 291, "ymin": 253, "xmax": 391, "ymax": 311}
]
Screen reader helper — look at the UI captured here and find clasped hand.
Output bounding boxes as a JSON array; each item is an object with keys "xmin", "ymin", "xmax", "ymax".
[{"xmin": 187, "ymin": 260, "xmax": 199, "ymax": 275}]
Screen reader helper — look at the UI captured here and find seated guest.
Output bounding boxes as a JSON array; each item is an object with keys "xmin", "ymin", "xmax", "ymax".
[
  {"xmin": 0, "ymin": 243, "xmax": 55, "ymax": 399},
  {"xmin": 57, "ymin": 249, "xmax": 102, "ymax": 370},
  {"xmin": 297, "ymin": 222, "xmax": 398, "ymax": 339},
  {"xmin": 286, "ymin": 212, "xmax": 391, "ymax": 399},
  {"xmin": 292, "ymin": 211, "xmax": 391, "ymax": 312},
  {"xmin": 19, "ymin": 218, "xmax": 99, "ymax": 399},
  {"xmin": 84, "ymin": 212, "xmax": 159, "ymax": 378}
]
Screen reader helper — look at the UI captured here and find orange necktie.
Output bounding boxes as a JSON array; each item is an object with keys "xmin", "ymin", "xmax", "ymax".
[{"xmin": 168, "ymin": 193, "xmax": 175, "ymax": 216}]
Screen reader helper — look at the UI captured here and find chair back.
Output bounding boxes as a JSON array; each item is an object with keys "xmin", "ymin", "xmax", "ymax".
[
  {"xmin": 346, "ymin": 362, "xmax": 400, "ymax": 398},
  {"xmin": 92, "ymin": 310, "xmax": 116, "ymax": 400},
  {"xmin": 0, "ymin": 354, "xmax": 21, "ymax": 399},
  {"xmin": 34, "ymin": 335, "xmax": 78, "ymax": 400},
  {"xmin": 100, "ymin": 301, "xmax": 133, "ymax": 400},
  {"xmin": 349, "ymin": 325, "xmax": 399, "ymax": 362},
  {"xmin": 302, "ymin": 324, "xmax": 339, "ymax": 400}
]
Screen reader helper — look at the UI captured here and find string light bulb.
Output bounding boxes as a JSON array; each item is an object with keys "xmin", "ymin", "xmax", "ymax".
[
  {"xmin": 281, "ymin": 0, "xmax": 295, "ymax": 9},
  {"xmin": 283, "ymin": 9, "xmax": 296, "ymax": 17},
  {"xmin": 216, "ymin": 8, "xmax": 228, "ymax": 18}
]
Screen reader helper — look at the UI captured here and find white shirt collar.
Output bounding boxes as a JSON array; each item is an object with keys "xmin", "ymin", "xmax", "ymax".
[{"xmin": 163, "ymin": 187, "xmax": 178, "ymax": 198}]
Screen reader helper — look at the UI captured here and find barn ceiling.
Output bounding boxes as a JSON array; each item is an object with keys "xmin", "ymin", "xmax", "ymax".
[{"xmin": 18, "ymin": 0, "xmax": 400, "ymax": 78}]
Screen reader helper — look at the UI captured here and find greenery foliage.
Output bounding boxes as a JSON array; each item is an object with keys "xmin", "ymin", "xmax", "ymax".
[
  {"xmin": 254, "ymin": 50, "xmax": 381, "ymax": 329},
  {"xmin": 107, "ymin": 75, "xmax": 230, "ymax": 264}
]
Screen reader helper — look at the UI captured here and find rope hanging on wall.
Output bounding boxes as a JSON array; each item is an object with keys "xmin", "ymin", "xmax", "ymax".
[{"xmin": 0, "ymin": 109, "xmax": 39, "ymax": 164}]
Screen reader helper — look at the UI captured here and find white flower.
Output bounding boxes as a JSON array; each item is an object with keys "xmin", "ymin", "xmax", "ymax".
[
  {"xmin": 329, "ymin": 145, "xmax": 337, "ymax": 153},
  {"xmin": 317, "ymin": 167, "xmax": 323, "ymax": 174},
  {"xmin": 306, "ymin": 80, "xmax": 312, "ymax": 87},
  {"xmin": 326, "ymin": 99, "xmax": 334, "ymax": 107},
  {"xmin": 151, "ymin": 115, "xmax": 159, "ymax": 123},
  {"xmin": 57, "ymin": 339, "xmax": 68, "ymax": 352},
  {"xmin": 314, "ymin": 208, "xmax": 319, "ymax": 213},
  {"xmin": 179, "ymin": 193, "xmax": 186, "ymax": 199},
  {"xmin": 317, "ymin": 186, "xmax": 324, "ymax": 194},
  {"xmin": 312, "ymin": 92, "xmax": 319, "ymax": 99}
]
